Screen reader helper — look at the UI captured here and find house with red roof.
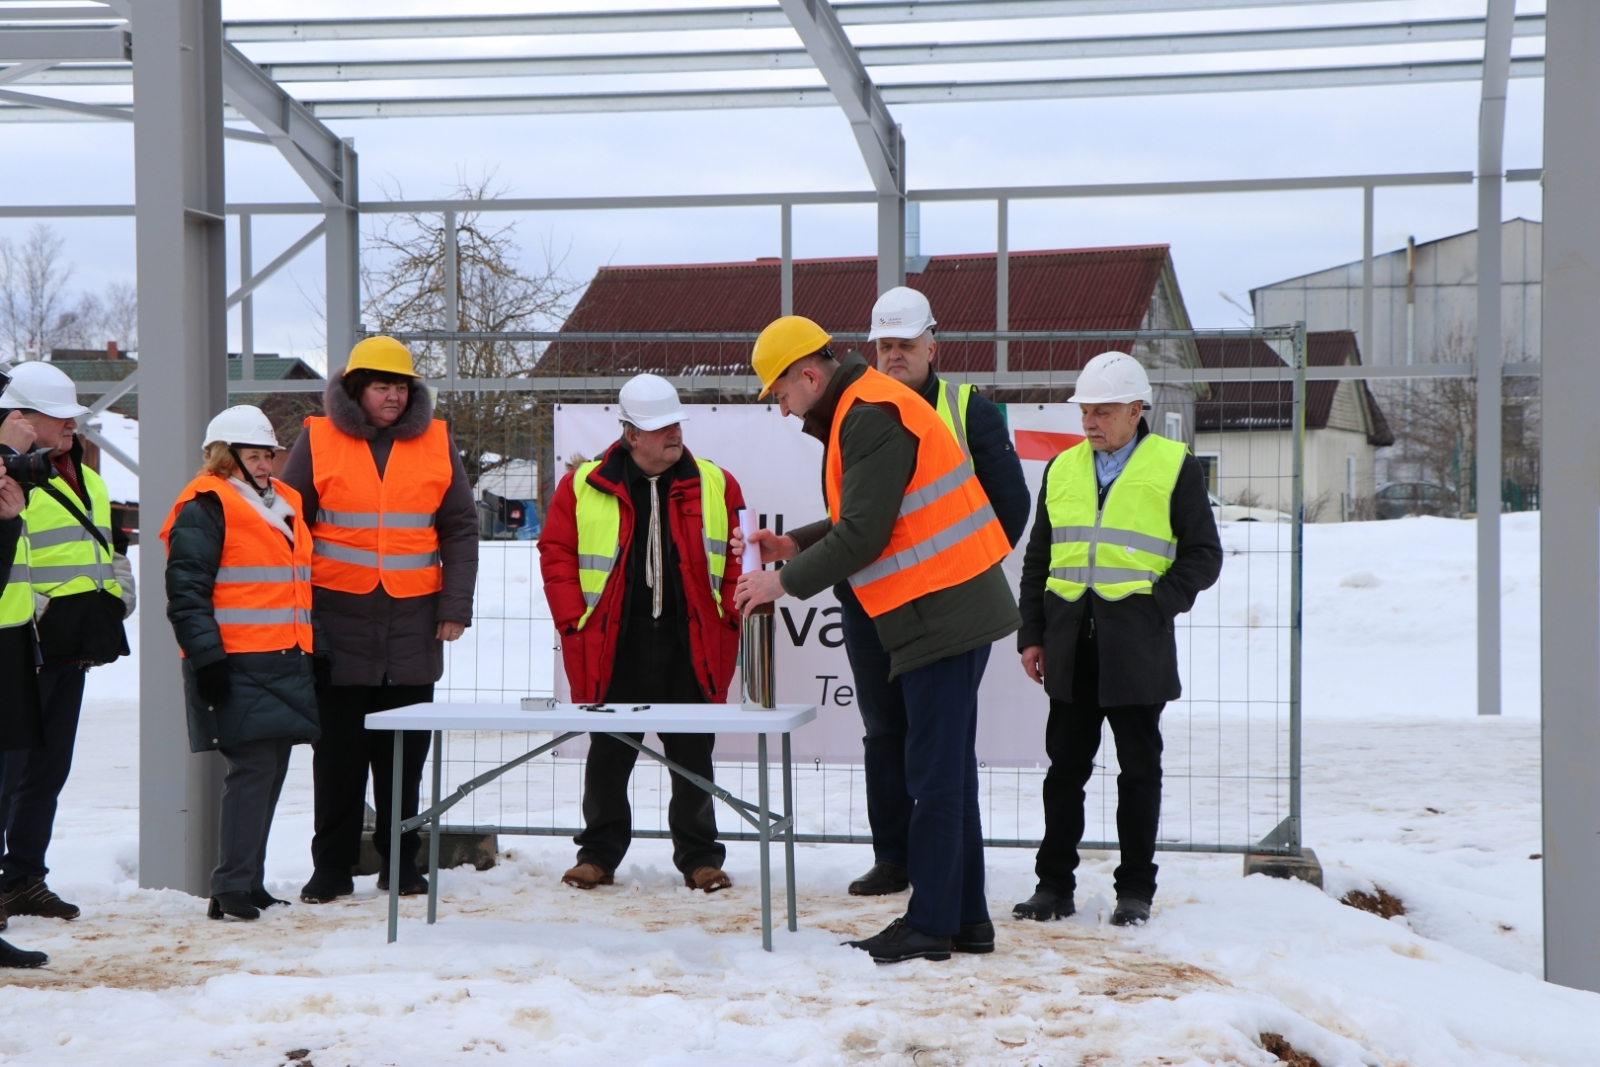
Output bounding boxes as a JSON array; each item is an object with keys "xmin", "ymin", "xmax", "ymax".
[{"xmin": 540, "ymin": 244, "xmax": 1205, "ymax": 443}]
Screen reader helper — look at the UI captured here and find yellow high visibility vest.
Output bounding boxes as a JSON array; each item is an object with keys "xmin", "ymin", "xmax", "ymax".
[
  {"xmin": 0, "ymin": 528, "xmax": 29, "ymax": 628},
  {"xmin": 1045, "ymin": 434, "xmax": 1186, "ymax": 602},
  {"xmin": 572, "ymin": 457, "xmax": 729, "ymax": 630},
  {"xmin": 933, "ymin": 379, "xmax": 975, "ymax": 465},
  {"xmin": 25, "ymin": 464, "xmax": 121, "ymax": 600}
]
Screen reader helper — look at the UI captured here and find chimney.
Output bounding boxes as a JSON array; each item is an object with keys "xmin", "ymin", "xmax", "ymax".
[{"xmin": 106, "ymin": 341, "xmax": 120, "ymax": 360}]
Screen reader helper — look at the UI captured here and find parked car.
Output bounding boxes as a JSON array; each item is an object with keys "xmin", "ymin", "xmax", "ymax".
[
  {"xmin": 1208, "ymin": 492, "xmax": 1291, "ymax": 524},
  {"xmin": 1375, "ymin": 482, "xmax": 1457, "ymax": 520}
]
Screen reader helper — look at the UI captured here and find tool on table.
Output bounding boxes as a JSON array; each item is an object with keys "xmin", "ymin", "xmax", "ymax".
[{"xmin": 738, "ymin": 508, "xmax": 777, "ymax": 711}]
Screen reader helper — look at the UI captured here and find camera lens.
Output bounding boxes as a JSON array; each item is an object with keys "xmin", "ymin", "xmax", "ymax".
[{"xmin": 1, "ymin": 450, "xmax": 53, "ymax": 488}]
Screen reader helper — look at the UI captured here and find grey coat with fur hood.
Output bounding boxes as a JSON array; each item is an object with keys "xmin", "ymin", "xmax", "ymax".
[{"xmin": 281, "ymin": 379, "xmax": 479, "ymax": 687}]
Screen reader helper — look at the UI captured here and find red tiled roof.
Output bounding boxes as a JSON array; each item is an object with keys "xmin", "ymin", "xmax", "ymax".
[
  {"xmin": 539, "ymin": 245, "xmax": 1175, "ymax": 377},
  {"xmin": 1194, "ymin": 331, "xmax": 1393, "ymax": 445}
]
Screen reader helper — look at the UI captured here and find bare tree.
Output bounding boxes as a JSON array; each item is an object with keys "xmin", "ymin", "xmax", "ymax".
[
  {"xmin": 362, "ymin": 175, "xmax": 580, "ymax": 485},
  {"xmin": 0, "ymin": 224, "xmax": 74, "ymax": 361}
]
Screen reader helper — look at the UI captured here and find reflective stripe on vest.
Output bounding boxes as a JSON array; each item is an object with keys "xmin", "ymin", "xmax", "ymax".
[
  {"xmin": 24, "ymin": 464, "xmax": 121, "ymax": 600},
  {"xmin": 305, "ymin": 415, "xmax": 453, "ymax": 598},
  {"xmin": 160, "ymin": 474, "xmax": 316, "ymax": 655},
  {"xmin": 570, "ymin": 456, "xmax": 731, "ymax": 630},
  {"xmin": 825, "ymin": 367, "xmax": 1011, "ymax": 617},
  {"xmin": 0, "ymin": 531, "xmax": 29, "ymax": 629},
  {"xmin": 933, "ymin": 379, "xmax": 974, "ymax": 464},
  {"xmin": 1044, "ymin": 434, "xmax": 1186, "ymax": 603}
]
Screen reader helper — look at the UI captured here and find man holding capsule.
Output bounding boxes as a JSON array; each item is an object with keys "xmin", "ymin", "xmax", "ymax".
[{"xmin": 539, "ymin": 374, "xmax": 746, "ymax": 894}]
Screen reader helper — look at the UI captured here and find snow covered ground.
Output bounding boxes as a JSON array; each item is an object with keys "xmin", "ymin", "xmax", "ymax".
[{"xmin": 3, "ymin": 512, "xmax": 1589, "ymax": 1066}]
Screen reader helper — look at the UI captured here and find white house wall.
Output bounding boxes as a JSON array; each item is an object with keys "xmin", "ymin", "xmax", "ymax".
[
  {"xmin": 1195, "ymin": 427, "xmax": 1375, "ymax": 521},
  {"xmin": 1251, "ymin": 219, "xmax": 1542, "ymax": 365}
]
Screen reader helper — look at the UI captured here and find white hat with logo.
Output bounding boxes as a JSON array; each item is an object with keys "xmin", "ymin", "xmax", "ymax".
[{"xmin": 868, "ymin": 286, "xmax": 937, "ymax": 341}]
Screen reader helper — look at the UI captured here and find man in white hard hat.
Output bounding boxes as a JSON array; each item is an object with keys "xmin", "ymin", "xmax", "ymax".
[
  {"xmin": 1013, "ymin": 351, "xmax": 1221, "ymax": 927},
  {"xmin": 0, "ymin": 361, "xmax": 134, "ymax": 926},
  {"xmin": 539, "ymin": 373, "xmax": 747, "ymax": 893},
  {"xmin": 839, "ymin": 286, "xmax": 1031, "ymax": 899}
]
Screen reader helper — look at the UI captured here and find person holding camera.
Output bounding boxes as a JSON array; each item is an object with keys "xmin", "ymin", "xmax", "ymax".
[
  {"xmin": 0, "ymin": 361, "xmax": 133, "ymax": 926},
  {"xmin": 0, "ymin": 391, "xmax": 48, "ymax": 967},
  {"xmin": 281, "ymin": 337, "xmax": 477, "ymax": 905},
  {"xmin": 160, "ymin": 406, "xmax": 321, "ymax": 921}
]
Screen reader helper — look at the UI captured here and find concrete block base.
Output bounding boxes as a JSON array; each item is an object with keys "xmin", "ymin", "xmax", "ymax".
[
  {"xmin": 1242, "ymin": 847, "xmax": 1323, "ymax": 888},
  {"xmin": 355, "ymin": 829, "xmax": 500, "ymax": 877}
]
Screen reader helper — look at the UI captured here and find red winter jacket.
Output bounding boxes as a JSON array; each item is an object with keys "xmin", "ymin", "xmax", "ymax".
[{"xmin": 540, "ymin": 442, "xmax": 745, "ymax": 703}]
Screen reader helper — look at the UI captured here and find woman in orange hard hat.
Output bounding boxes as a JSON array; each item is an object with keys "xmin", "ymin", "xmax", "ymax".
[{"xmin": 280, "ymin": 337, "xmax": 479, "ymax": 904}]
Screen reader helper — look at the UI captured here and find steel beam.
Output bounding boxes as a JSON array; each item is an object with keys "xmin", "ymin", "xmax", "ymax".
[
  {"xmin": 220, "ymin": 40, "xmax": 347, "ymax": 206},
  {"xmin": 219, "ymin": 1, "xmax": 1412, "ymax": 42},
  {"xmin": 132, "ymin": 0, "xmax": 228, "ymax": 899},
  {"xmin": 224, "ymin": 219, "xmax": 325, "ymax": 307},
  {"xmin": 1477, "ymin": 0, "xmax": 1514, "ymax": 718},
  {"xmin": 324, "ymin": 137, "xmax": 360, "ymax": 375},
  {"xmin": 1541, "ymin": 0, "xmax": 1600, "ymax": 995},
  {"xmin": 0, "ymin": 27, "xmax": 127, "ymax": 61}
]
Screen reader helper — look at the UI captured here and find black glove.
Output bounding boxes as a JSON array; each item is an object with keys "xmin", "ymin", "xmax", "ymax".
[
  {"xmin": 194, "ymin": 660, "xmax": 231, "ymax": 706},
  {"xmin": 312, "ymin": 655, "xmax": 332, "ymax": 691}
]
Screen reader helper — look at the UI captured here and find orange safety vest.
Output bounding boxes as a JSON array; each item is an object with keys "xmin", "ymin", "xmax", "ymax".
[
  {"xmin": 159, "ymin": 474, "xmax": 315, "ymax": 654},
  {"xmin": 304, "ymin": 416, "xmax": 453, "ymax": 598},
  {"xmin": 825, "ymin": 367, "xmax": 1010, "ymax": 617}
]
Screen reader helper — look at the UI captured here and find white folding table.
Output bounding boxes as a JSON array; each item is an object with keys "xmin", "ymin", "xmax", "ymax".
[{"xmin": 364, "ymin": 702, "xmax": 817, "ymax": 950}]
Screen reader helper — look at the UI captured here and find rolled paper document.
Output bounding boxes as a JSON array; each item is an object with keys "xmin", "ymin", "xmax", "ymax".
[{"xmin": 738, "ymin": 508, "xmax": 761, "ymax": 573}]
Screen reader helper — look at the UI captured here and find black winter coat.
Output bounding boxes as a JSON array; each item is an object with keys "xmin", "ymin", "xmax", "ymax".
[
  {"xmin": 164, "ymin": 491, "xmax": 321, "ymax": 753},
  {"xmin": 0, "ymin": 514, "xmax": 41, "ymax": 750},
  {"xmin": 1017, "ymin": 420, "xmax": 1223, "ymax": 707}
]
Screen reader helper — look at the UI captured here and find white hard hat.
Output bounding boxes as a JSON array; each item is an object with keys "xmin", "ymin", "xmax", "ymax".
[
  {"xmin": 1070, "ymin": 351, "xmax": 1153, "ymax": 406},
  {"xmin": 0, "ymin": 360, "xmax": 91, "ymax": 419},
  {"xmin": 203, "ymin": 405, "xmax": 280, "ymax": 451},
  {"xmin": 868, "ymin": 286, "xmax": 936, "ymax": 341},
  {"xmin": 617, "ymin": 373, "xmax": 688, "ymax": 432}
]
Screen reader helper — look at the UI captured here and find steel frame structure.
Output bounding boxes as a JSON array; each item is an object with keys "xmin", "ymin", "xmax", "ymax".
[{"xmin": 3, "ymin": 0, "xmax": 1591, "ymax": 991}]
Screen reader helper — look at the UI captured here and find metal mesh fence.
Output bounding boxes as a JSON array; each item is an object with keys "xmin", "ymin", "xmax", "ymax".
[{"xmin": 407, "ymin": 326, "xmax": 1305, "ymax": 856}]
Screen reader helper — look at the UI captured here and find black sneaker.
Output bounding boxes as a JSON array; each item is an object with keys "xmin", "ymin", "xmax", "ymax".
[
  {"xmin": 1110, "ymin": 896, "xmax": 1151, "ymax": 927},
  {"xmin": 0, "ymin": 936, "xmax": 47, "ymax": 969},
  {"xmin": 847, "ymin": 862, "xmax": 909, "ymax": 896},
  {"xmin": 249, "ymin": 888, "xmax": 292, "ymax": 910},
  {"xmin": 845, "ymin": 917, "xmax": 952, "ymax": 964},
  {"xmin": 952, "ymin": 920, "xmax": 995, "ymax": 954},
  {"xmin": 208, "ymin": 892, "xmax": 261, "ymax": 922},
  {"xmin": 1012, "ymin": 888, "xmax": 1075, "ymax": 922},
  {"xmin": 377, "ymin": 868, "xmax": 429, "ymax": 896},
  {"xmin": 299, "ymin": 869, "xmax": 355, "ymax": 904},
  {"xmin": 1, "ymin": 878, "xmax": 79, "ymax": 920}
]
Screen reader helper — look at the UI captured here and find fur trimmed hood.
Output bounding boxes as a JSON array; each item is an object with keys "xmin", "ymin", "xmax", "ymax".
[{"xmin": 323, "ymin": 375, "xmax": 435, "ymax": 441}]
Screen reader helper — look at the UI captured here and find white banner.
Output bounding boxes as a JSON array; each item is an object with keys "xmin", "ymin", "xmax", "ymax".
[{"xmin": 552, "ymin": 401, "xmax": 1085, "ymax": 766}]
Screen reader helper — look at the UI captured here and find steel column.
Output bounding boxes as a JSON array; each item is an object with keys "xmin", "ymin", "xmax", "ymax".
[
  {"xmin": 779, "ymin": 203, "xmax": 793, "ymax": 316},
  {"xmin": 132, "ymin": 0, "xmax": 228, "ymax": 896},
  {"xmin": 324, "ymin": 138, "xmax": 359, "ymax": 375},
  {"xmin": 444, "ymin": 209, "xmax": 458, "ymax": 387},
  {"xmin": 1361, "ymin": 185, "xmax": 1373, "ymax": 358},
  {"xmin": 1476, "ymin": 0, "xmax": 1515, "ymax": 717},
  {"xmin": 996, "ymin": 198, "xmax": 1010, "ymax": 373},
  {"xmin": 238, "ymin": 213, "xmax": 253, "ymax": 380},
  {"xmin": 1541, "ymin": 0, "xmax": 1600, "ymax": 993}
]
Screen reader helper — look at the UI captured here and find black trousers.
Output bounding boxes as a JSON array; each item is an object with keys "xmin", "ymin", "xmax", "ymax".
[
  {"xmin": 213, "ymin": 737, "xmax": 294, "ymax": 896},
  {"xmin": 1035, "ymin": 637, "xmax": 1165, "ymax": 904},
  {"xmin": 838, "ymin": 595, "xmax": 912, "ymax": 868},
  {"xmin": 310, "ymin": 683, "xmax": 433, "ymax": 874},
  {"xmin": 0, "ymin": 663, "xmax": 85, "ymax": 892},
  {"xmin": 575, "ymin": 615, "xmax": 723, "ymax": 876}
]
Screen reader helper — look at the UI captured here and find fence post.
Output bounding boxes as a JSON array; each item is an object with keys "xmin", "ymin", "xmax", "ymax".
[{"xmin": 1289, "ymin": 320, "xmax": 1306, "ymax": 853}]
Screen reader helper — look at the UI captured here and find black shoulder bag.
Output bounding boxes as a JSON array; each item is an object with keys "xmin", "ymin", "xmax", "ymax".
[{"xmin": 33, "ymin": 484, "xmax": 130, "ymax": 665}]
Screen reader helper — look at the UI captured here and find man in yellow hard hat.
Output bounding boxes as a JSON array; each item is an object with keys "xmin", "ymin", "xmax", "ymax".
[
  {"xmin": 733, "ymin": 316, "xmax": 1019, "ymax": 964},
  {"xmin": 281, "ymin": 336, "xmax": 479, "ymax": 904}
]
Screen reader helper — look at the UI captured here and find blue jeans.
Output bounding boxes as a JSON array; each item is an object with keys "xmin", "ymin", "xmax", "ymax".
[
  {"xmin": 899, "ymin": 644, "xmax": 991, "ymax": 937},
  {"xmin": 0, "ymin": 663, "xmax": 85, "ymax": 891},
  {"xmin": 838, "ymin": 596, "xmax": 912, "ymax": 867}
]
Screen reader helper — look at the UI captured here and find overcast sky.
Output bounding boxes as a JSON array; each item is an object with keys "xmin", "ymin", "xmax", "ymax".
[{"xmin": 1, "ymin": 0, "xmax": 1547, "ymax": 371}]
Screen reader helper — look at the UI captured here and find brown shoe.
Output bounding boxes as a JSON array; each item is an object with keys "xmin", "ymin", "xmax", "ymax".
[
  {"xmin": 561, "ymin": 863, "xmax": 614, "ymax": 890},
  {"xmin": 684, "ymin": 866, "xmax": 732, "ymax": 893},
  {"xmin": 1, "ymin": 878, "xmax": 79, "ymax": 920}
]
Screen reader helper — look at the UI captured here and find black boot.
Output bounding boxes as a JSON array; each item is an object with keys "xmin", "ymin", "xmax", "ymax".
[
  {"xmin": 845, "ymin": 917, "xmax": 952, "ymax": 964},
  {"xmin": 250, "ymin": 888, "xmax": 292, "ymax": 910},
  {"xmin": 1012, "ymin": 888, "xmax": 1075, "ymax": 921},
  {"xmin": 377, "ymin": 866, "xmax": 429, "ymax": 896},
  {"xmin": 0, "ymin": 937, "xmax": 47, "ymax": 969},
  {"xmin": 847, "ymin": 863, "xmax": 909, "ymax": 896},
  {"xmin": 208, "ymin": 892, "xmax": 261, "ymax": 922},
  {"xmin": 952, "ymin": 920, "xmax": 995, "ymax": 954},
  {"xmin": 299, "ymin": 868, "xmax": 355, "ymax": 905},
  {"xmin": 1110, "ymin": 895, "xmax": 1151, "ymax": 927}
]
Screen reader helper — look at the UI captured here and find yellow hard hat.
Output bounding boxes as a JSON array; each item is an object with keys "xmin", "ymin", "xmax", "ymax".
[
  {"xmin": 344, "ymin": 335, "xmax": 418, "ymax": 378},
  {"xmin": 752, "ymin": 316, "xmax": 832, "ymax": 399}
]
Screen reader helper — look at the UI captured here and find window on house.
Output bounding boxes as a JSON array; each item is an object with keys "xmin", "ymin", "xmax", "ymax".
[
  {"xmin": 1164, "ymin": 411, "xmax": 1183, "ymax": 441},
  {"xmin": 1196, "ymin": 453, "xmax": 1220, "ymax": 496}
]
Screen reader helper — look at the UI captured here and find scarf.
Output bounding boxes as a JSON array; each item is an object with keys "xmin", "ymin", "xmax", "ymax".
[
  {"xmin": 225, "ymin": 476, "xmax": 297, "ymax": 543},
  {"xmin": 644, "ymin": 475, "xmax": 664, "ymax": 619}
]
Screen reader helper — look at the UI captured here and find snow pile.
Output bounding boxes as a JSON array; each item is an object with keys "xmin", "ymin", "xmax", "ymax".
[{"xmin": 87, "ymin": 410, "xmax": 138, "ymax": 505}]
